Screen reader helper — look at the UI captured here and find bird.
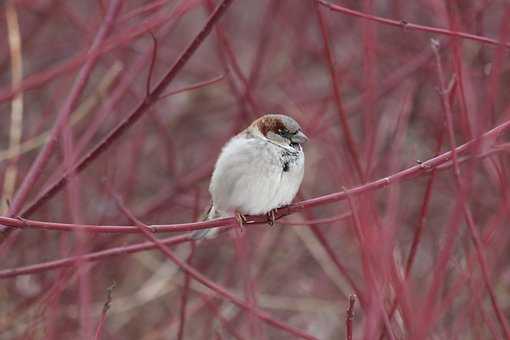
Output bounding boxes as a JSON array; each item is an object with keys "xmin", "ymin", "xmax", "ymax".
[{"xmin": 193, "ymin": 113, "xmax": 308, "ymax": 239}]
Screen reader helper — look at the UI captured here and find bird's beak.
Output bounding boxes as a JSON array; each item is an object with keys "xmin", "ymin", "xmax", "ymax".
[{"xmin": 291, "ymin": 130, "xmax": 309, "ymax": 145}]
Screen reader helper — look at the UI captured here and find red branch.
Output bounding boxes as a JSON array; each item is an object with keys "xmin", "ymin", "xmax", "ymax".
[
  {"xmin": 346, "ymin": 294, "xmax": 356, "ymax": 340},
  {"xmin": 315, "ymin": 3, "xmax": 364, "ymax": 181},
  {"xmin": 0, "ymin": 1, "xmax": 202, "ymax": 102},
  {"xmin": 430, "ymin": 39, "xmax": 510, "ymax": 339},
  {"xmin": 110, "ymin": 193, "xmax": 317, "ymax": 340},
  {"xmin": 2, "ymin": 119, "xmax": 509, "ymax": 234},
  {"xmin": 5, "ymin": 0, "xmax": 123, "ymax": 218},
  {"xmin": 317, "ymin": 0, "xmax": 510, "ymax": 49},
  {"xmin": 5, "ymin": 0, "xmax": 235, "ymax": 223},
  {"xmin": 0, "ymin": 234, "xmax": 192, "ymax": 279},
  {"xmin": 93, "ymin": 282, "xmax": 115, "ymax": 340}
]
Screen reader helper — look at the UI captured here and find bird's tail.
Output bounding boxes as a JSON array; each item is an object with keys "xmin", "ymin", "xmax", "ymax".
[{"xmin": 191, "ymin": 203, "xmax": 220, "ymax": 239}]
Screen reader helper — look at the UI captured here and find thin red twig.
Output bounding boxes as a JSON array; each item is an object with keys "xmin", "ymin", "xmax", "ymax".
[
  {"xmin": 2, "ymin": 122, "xmax": 509, "ymax": 235},
  {"xmin": 177, "ymin": 242, "xmax": 195, "ymax": 340},
  {"xmin": 430, "ymin": 39, "xmax": 510, "ymax": 339},
  {"xmin": 0, "ymin": 234, "xmax": 192, "ymax": 279},
  {"xmin": 146, "ymin": 32, "xmax": 158, "ymax": 98},
  {"xmin": 110, "ymin": 192, "xmax": 318, "ymax": 340},
  {"xmin": 93, "ymin": 282, "xmax": 116, "ymax": 340},
  {"xmin": 346, "ymin": 294, "xmax": 356, "ymax": 340},
  {"xmin": 315, "ymin": 3, "xmax": 364, "ymax": 182},
  {"xmin": 158, "ymin": 73, "xmax": 226, "ymax": 99},
  {"xmin": 317, "ymin": 0, "xmax": 510, "ymax": 49},
  {"xmin": 5, "ymin": 0, "xmax": 123, "ymax": 218},
  {"xmin": 7, "ymin": 0, "xmax": 236, "ymax": 222},
  {"xmin": 0, "ymin": 1, "xmax": 201, "ymax": 102}
]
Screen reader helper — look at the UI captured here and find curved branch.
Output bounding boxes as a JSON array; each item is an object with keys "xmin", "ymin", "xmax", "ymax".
[
  {"xmin": 1, "ymin": 118, "xmax": 509, "ymax": 234},
  {"xmin": 9, "ymin": 0, "xmax": 236, "ymax": 222},
  {"xmin": 0, "ymin": 234, "xmax": 192, "ymax": 279},
  {"xmin": 317, "ymin": 0, "xmax": 510, "ymax": 49}
]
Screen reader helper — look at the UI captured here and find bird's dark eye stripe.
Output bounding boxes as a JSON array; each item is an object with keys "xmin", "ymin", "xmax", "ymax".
[{"xmin": 278, "ymin": 128, "xmax": 297, "ymax": 136}]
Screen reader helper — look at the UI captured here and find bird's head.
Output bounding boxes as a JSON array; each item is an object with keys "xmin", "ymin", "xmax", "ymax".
[{"xmin": 249, "ymin": 114, "xmax": 308, "ymax": 150}]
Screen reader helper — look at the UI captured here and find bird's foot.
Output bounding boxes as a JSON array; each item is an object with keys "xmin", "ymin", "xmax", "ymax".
[
  {"xmin": 266, "ymin": 208, "xmax": 278, "ymax": 227},
  {"xmin": 235, "ymin": 212, "xmax": 247, "ymax": 234}
]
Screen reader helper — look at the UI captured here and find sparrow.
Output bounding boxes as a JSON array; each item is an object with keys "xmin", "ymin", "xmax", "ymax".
[{"xmin": 194, "ymin": 113, "xmax": 308, "ymax": 239}]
